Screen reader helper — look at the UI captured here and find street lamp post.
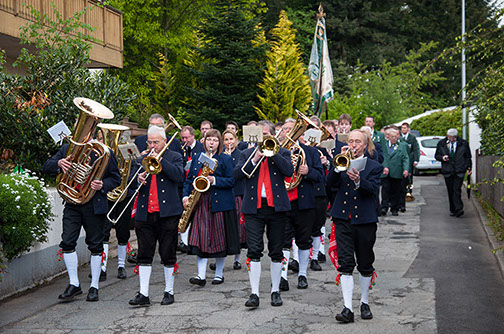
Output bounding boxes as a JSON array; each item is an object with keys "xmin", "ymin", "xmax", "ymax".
[{"xmin": 462, "ymin": 0, "xmax": 467, "ymax": 140}]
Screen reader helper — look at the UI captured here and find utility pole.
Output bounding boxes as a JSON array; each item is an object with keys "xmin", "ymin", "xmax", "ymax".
[{"xmin": 462, "ymin": 0, "xmax": 467, "ymax": 140}]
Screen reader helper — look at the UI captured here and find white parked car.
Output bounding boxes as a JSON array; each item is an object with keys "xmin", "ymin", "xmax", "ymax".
[{"xmin": 414, "ymin": 136, "xmax": 443, "ymax": 174}]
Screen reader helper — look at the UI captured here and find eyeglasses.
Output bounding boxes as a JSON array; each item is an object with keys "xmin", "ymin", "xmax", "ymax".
[{"xmin": 146, "ymin": 140, "xmax": 162, "ymax": 145}]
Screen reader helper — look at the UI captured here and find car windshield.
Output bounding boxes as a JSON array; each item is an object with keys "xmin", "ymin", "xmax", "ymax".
[{"xmin": 421, "ymin": 138, "xmax": 441, "ymax": 148}]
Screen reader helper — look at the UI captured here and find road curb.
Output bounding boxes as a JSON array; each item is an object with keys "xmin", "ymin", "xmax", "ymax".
[{"xmin": 471, "ymin": 193, "xmax": 504, "ymax": 279}]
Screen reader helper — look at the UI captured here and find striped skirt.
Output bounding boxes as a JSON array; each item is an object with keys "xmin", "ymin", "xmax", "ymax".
[{"xmin": 188, "ymin": 192, "xmax": 226, "ymax": 257}]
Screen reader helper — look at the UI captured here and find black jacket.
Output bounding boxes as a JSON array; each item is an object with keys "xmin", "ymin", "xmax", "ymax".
[{"xmin": 435, "ymin": 136, "xmax": 472, "ymax": 177}]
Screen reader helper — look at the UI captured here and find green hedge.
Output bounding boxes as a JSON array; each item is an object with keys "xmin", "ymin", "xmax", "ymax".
[{"xmin": 411, "ymin": 108, "xmax": 462, "ymax": 137}]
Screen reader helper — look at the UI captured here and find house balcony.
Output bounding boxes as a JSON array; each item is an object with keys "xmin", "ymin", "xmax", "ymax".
[{"xmin": 0, "ymin": 0, "xmax": 123, "ymax": 69}]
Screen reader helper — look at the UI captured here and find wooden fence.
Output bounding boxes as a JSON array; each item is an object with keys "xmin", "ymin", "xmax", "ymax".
[{"xmin": 476, "ymin": 154, "xmax": 504, "ymax": 217}]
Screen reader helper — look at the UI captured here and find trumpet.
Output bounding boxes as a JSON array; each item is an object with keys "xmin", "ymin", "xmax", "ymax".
[
  {"xmin": 107, "ymin": 133, "xmax": 178, "ymax": 224},
  {"xmin": 241, "ymin": 134, "xmax": 280, "ymax": 178},
  {"xmin": 333, "ymin": 147, "xmax": 355, "ymax": 172}
]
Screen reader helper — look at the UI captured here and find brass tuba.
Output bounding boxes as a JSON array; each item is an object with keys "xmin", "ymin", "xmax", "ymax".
[
  {"xmin": 179, "ymin": 149, "xmax": 219, "ymax": 233},
  {"xmin": 282, "ymin": 111, "xmax": 318, "ymax": 191},
  {"xmin": 98, "ymin": 124, "xmax": 131, "ymax": 202},
  {"xmin": 57, "ymin": 98, "xmax": 114, "ymax": 205}
]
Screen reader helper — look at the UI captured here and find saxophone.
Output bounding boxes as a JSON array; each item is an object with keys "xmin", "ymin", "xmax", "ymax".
[{"xmin": 178, "ymin": 149, "xmax": 218, "ymax": 233}]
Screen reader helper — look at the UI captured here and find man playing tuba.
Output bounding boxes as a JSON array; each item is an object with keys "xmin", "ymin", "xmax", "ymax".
[{"xmin": 43, "ymin": 102, "xmax": 121, "ymax": 303}]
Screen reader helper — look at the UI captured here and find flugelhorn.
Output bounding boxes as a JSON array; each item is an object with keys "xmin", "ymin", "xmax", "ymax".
[
  {"xmin": 57, "ymin": 98, "xmax": 114, "ymax": 205},
  {"xmin": 333, "ymin": 148, "xmax": 355, "ymax": 172}
]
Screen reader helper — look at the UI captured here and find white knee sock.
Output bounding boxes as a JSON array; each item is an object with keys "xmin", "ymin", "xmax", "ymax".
[
  {"xmin": 197, "ymin": 257, "xmax": 208, "ymax": 279},
  {"xmin": 117, "ymin": 244, "xmax": 126, "ymax": 268},
  {"xmin": 298, "ymin": 249, "xmax": 310, "ymax": 277},
  {"xmin": 341, "ymin": 274, "xmax": 354, "ymax": 311},
  {"xmin": 234, "ymin": 254, "xmax": 241, "ymax": 263},
  {"xmin": 215, "ymin": 257, "xmax": 225, "ymax": 278},
  {"xmin": 139, "ymin": 265, "xmax": 152, "ymax": 297},
  {"xmin": 311, "ymin": 237, "xmax": 321, "ymax": 259},
  {"xmin": 270, "ymin": 261, "xmax": 282, "ymax": 293},
  {"xmin": 292, "ymin": 240, "xmax": 299, "ymax": 261},
  {"xmin": 90, "ymin": 255, "xmax": 102, "ymax": 289},
  {"xmin": 164, "ymin": 266, "xmax": 175, "ymax": 294},
  {"xmin": 63, "ymin": 252, "xmax": 79, "ymax": 287},
  {"xmin": 249, "ymin": 261, "xmax": 261, "ymax": 296},
  {"xmin": 320, "ymin": 226, "xmax": 326, "ymax": 255},
  {"xmin": 359, "ymin": 274, "xmax": 372, "ymax": 305},
  {"xmin": 181, "ymin": 231, "xmax": 189, "ymax": 245},
  {"xmin": 102, "ymin": 243, "xmax": 109, "ymax": 272},
  {"xmin": 281, "ymin": 249, "xmax": 290, "ymax": 280}
]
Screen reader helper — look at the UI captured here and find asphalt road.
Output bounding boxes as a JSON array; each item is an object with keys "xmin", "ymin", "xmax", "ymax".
[{"xmin": 406, "ymin": 174, "xmax": 504, "ymax": 334}]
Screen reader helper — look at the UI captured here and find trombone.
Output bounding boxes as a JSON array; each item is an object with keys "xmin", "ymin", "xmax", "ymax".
[
  {"xmin": 241, "ymin": 134, "xmax": 280, "ymax": 178},
  {"xmin": 107, "ymin": 133, "xmax": 178, "ymax": 224}
]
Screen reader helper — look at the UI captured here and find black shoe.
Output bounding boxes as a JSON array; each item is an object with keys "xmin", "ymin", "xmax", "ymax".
[
  {"xmin": 310, "ymin": 259, "xmax": 322, "ymax": 271},
  {"xmin": 318, "ymin": 252, "xmax": 326, "ymax": 263},
  {"xmin": 177, "ymin": 243, "xmax": 188, "ymax": 254},
  {"xmin": 271, "ymin": 292, "xmax": 283, "ymax": 306},
  {"xmin": 86, "ymin": 287, "xmax": 99, "ymax": 302},
  {"xmin": 297, "ymin": 275, "xmax": 308, "ymax": 289},
  {"xmin": 88, "ymin": 270, "xmax": 107, "ymax": 281},
  {"xmin": 127, "ymin": 253, "xmax": 138, "ymax": 264},
  {"xmin": 380, "ymin": 210, "xmax": 387, "ymax": 216},
  {"xmin": 129, "ymin": 292, "xmax": 150, "ymax": 306},
  {"xmin": 400, "ymin": 207, "xmax": 406, "ymax": 213},
  {"xmin": 288, "ymin": 260, "xmax": 299, "ymax": 273},
  {"xmin": 58, "ymin": 284, "xmax": 82, "ymax": 301},
  {"xmin": 161, "ymin": 292, "xmax": 174, "ymax": 305},
  {"xmin": 391, "ymin": 211, "xmax": 399, "ymax": 216},
  {"xmin": 189, "ymin": 276, "xmax": 206, "ymax": 287},
  {"xmin": 209, "ymin": 262, "xmax": 216, "ymax": 271},
  {"xmin": 450, "ymin": 212, "xmax": 456, "ymax": 216},
  {"xmin": 455, "ymin": 210, "xmax": 464, "ymax": 217},
  {"xmin": 360, "ymin": 303, "xmax": 373, "ymax": 319},
  {"xmin": 279, "ymin": 277, "xmax": 289, "ymax": 291},
  {"xmin": 245, "ymin": 294, "xmax": 259, "ymax": 308},
  {"xmin": 117, "ymin": 267, "xmax": 127, "ymax": 279},
  {"xmin": 335, "ymin": 307, "xmax": 354, "ymax": 323},
  {"xmin": 233, "ymin": 261, "xmax": 242, "ymax": 270},
  {"xmin": 212, "ymin": 276, "xmax": 224, "ymax": 285}
]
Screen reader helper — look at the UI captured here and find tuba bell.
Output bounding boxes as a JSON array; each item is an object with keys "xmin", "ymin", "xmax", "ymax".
[
  {"xmin": 57, "ymin": 98, "xmax": 114, "ymax": 205},
  {"xmin": 97, "ymin": 123, "xmax": 131, "ymax": 202}
]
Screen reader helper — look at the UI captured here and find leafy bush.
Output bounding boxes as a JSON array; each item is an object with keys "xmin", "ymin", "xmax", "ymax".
[
  {"xmin": 0, "ymin": 3, "xmax": 135, "ymax": 176},
  {"xmin": 411, "ymin": 108, "xmax": 462, "ymax": 136},
  {"xmin": 0, "ymin": 172, "xmax": 54, "ymax": 261}
]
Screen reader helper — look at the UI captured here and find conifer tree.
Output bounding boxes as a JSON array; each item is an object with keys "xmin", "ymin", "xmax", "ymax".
[{"xmin": 254, "ymin": 10, "xmax": 311, "ymax": 122}]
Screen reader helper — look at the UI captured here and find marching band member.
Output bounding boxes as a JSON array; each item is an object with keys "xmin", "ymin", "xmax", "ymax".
[
  {"xmin": 43, "ymin": 132, "xmax": 121, "ymax": 302},
  {"xmin": 135, "ymin": 114, "xmax": 183, "ymax": 156},
  {"xmin": 233, "ymin": 120, "xmax": 294, "ymax": 308},
  {"xmin": 183, "ymin": 129, "xmax": 239, "ymax": 286},
  {"xmin": 223, "ymin": 130, "xmax": 247, "ymax": 268},
  {"xmin": 199, "ymin": 120, "xmax": 213, "ymax": 143},
  {"xmin": 179, "ymin": 125, "xmax": 205, "ymax": 252},
  {"xmin": 225, "ymin": 121, "xmax": 248, "ymax": 150},
  {"xmin": 280, "ymin": 124, "xmax": 324, "ymax": 291},
  {"xmin": 128, "ymin": 126, "xmax": 185, "ymax": 306},
  {"xmin": 327, "ymin": 129, "xmax": 383, "ymax": 323}
]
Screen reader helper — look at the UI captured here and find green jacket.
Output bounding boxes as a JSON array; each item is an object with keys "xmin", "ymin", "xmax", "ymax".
[
  {"xmin": 399, "ymin": 133, "xmax": 420, "ymax": 173},
  {"xmin": 372, "ymin": 129, "xmax": 386, "ymax": 148},
  {"xmin": 382, "ymin": 141, "xmax": 410, "ymax": 179}
]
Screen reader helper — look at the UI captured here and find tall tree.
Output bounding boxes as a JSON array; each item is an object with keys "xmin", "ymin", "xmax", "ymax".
[
  {"xmin": 182, "ymin": 0, "xmax": 268, "ymax": 129},
  {"xmin": 254, "ymin": 10, "xmax": 311, "ymax": 122}
]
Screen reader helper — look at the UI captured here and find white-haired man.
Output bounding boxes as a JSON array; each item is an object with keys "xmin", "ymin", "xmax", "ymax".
[{"xmin": 434, "ymin": 128, "xmax": 472, "ymax": 217}]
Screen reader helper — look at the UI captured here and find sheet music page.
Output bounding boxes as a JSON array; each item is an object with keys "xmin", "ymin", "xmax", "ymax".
[
  {"xmin": 199, "ymin": 153, "xmax": 217, "ymax": 170},
  {"xmin": 47, "ymin": 121, "xmax": 71, "ymax": 145},
  {"xmin": 349, "ymin": 155, "xmax": 367, "ymax": 172}
]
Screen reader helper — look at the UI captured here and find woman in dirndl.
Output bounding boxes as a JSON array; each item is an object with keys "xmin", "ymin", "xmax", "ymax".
[
  {"xmin": 182, "ymin": 129, "xmax": 240, "ymax": 286},
  {"xmin": 223, "ymin": 130, "xmax": 247, "ymax": 269}
]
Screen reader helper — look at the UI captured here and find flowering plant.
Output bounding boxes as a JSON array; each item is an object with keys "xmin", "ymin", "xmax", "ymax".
[{"xmin": 0, "ymin": 172, "xmax": 53, "ymax": 262}]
